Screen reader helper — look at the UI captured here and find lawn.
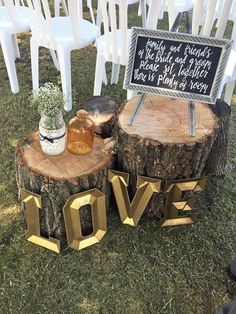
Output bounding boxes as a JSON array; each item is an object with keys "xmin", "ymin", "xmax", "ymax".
[{"xmin": 0, "ymin": 4, "xmax": 236, "ymax": 314}]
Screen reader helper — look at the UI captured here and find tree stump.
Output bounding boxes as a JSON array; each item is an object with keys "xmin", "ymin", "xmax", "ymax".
[
  {"xmin": 84, "ymin": 96, "xmax": 118, "ymax": 138},
  {"xmin": 116, "ymin": 95, "xmax": 219, "ymax": 217},
  {"xmin": 16, "ymin": 132, "xmax": 115, "ymax": 243},
  {"xmin": 204, "ymin": 99, "xmax": 231, "ymax": 176}
]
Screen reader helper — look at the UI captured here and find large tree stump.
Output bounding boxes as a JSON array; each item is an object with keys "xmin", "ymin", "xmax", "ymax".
[
  {"xmin": 116, "ymin": 95, "xmax": 219, "ymax": 217},
  {"xmin": 16, "ymin": 132, "xmax": 115, "ymax": 243}
]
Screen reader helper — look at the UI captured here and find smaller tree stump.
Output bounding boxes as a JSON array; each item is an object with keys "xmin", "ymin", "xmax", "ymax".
[
  {"xmin": 84, "ymin": 96, "xmax": 118, "ymax": 138},
  {"xmin": 16, "ymin": 132, "xmax": 115, "ymax": 243}
]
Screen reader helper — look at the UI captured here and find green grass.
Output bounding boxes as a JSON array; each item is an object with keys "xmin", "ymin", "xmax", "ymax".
[{"xmin": 1, "ymin": 5, "xmax": 236, "ymax": 314}]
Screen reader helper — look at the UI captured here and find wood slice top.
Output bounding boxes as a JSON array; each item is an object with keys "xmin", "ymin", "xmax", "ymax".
[
  {"xmin": 119, "ymin": 95, "xmax": 218, "ymax": 144},
  {"xmin": 84, "ymin": 96, "xmax": 116, "ymax": 126},
  {"xmin": 16, "ymin": 132, "xmax": 112, "ymax": 180}
]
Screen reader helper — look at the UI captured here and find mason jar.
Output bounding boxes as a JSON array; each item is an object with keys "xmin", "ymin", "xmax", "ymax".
[{"xmin": 39, "ymin": 113, "xmax": 66, "ymax": 155}]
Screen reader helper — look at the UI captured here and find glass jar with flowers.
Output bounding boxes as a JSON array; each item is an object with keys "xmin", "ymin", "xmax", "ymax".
[{"xmin": 32, "ymin": 82, "xmax": 66, "ymax": 155}]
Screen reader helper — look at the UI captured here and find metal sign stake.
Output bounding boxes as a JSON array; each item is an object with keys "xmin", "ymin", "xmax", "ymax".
[
  {"xmin": 128, "ymin": 93, "xmax": 147, "ymax": 126},
  {"xmin": 188, "ymin": 100, "xmax": 196, "ymax": 136},
  {"xmin": 184, "ymin": 11, "xmax": 196, "ymax": 137}
]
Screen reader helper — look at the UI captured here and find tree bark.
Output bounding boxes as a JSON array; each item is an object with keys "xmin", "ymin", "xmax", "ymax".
[{"xmin": 204, "ymin": 99, "xmax": 231, "ymax": 176}]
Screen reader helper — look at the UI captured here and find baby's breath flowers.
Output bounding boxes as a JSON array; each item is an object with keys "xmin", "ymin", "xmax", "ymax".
[{"xmin": 32, "ymin": 82, "xmax": 65, "ymax": 117}]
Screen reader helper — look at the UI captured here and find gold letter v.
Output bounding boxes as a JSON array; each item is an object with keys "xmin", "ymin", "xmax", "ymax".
[{"xmin": 108, "ymin": 170, "xmax": 161, "ymax": 226}]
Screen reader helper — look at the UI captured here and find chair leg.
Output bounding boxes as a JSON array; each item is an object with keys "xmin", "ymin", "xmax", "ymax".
[
  {"xmin": 127, "ymin": 90, "xmax": 137, "ymax": 100},
  {"xmin": 94, "ymin": 54, "xmax": 106, "ymax": 96},
  {"xmin": 30, "ymin": 39, "xmax": 39, "ymax": 91},
  {"xmin": 1, "ymin": 33, "xmax": 19, "ymax": 93},
  {"xmin": 224, "ymin": 81, "xmax": 235, "ymax": 105},
  {"xmin": 49, "ymin": 49, "xmax": 60, "ymax": 71},
  {"xmin": 111, "ymin": 63, "xmax": 120, "ymax": 84},
  {"xmin": 103, "ymin": 66, "xmax": 108, "ymax": 85},
  {"xmin": 57, "ymin": 48, "xmax": 72, "ymax": 111},
  {"xmin": 11, "ymin": 34, "xmax": 20, "ymax": 59}
]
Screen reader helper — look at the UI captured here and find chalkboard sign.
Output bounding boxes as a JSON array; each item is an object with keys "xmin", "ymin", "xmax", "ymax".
[{"xmin": 124, "ymin": 28, "xmax": 232, "ymax": 103}]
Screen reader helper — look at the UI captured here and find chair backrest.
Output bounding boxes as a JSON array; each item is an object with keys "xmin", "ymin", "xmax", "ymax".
[
  {"xmin": 192, "ymin": 0, "xmax": 234, "ymax": 37},
  {"xmin": 146, "ymin": 0, "xmax": 163, "ymax": 29},
  {"xmin": 146, "ymin": 0, "xmax": 194, "ymax": 30},
  {"xmin": 100, "ymin": 0, "xmax": 128, "ymax": 64},
  {"xmin": 54, "ymin": 0, "xmax": 95, "ymax": 24},
  {"xmin": 26, "ymin": 0, "xmax": 85, "ymax": 49},
  {"xmin": 2, "ymin": 0, "xmax": 28, "ymax": 31},
  {"xmin": 147, "ymin": 0, "xmax": 166, "ymax": 20},
  {"xmin": 26, "ymin": 0, "xmax": 56, "ymax": 49},
  {"xmin": 86, "ymin": 0, "xmax": 95, "ymax": 24},
  {"xmin": 166, "ymin": 0, "xmax": 194, "ymax": 30},
  {"xmin": 230, "ymin": 0, "xmax": 236, "ymax": 20}
]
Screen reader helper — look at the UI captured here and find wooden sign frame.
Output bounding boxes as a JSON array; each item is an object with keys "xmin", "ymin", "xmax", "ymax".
[{"xmin": 124, "ymin": 27, "xmax": 232, "ymax": 104}]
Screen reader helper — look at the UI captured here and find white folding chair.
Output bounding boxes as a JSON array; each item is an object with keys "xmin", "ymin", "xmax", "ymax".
[
  {"xmin": 27, "ymin": 0, "xmax": 100, "ymax": 111},
  {"xmin": 192, "ymin": 0, "xmax": 236, "ymax": 104},
  {"xmin": 96, "ymin": 0, "xmax": 147, "ymax": 89},
  {"xmin": 93, "ymin": 0, "xmax": 130, "ymax": 96},
  {"xmin": 110, "ymin": 0, "xmax": 142, "ymax": 85},
  {"xmin": 93, "ymin": 0, "xmax": 161, "ymax": 96},
  {"xmin": 0, "ymin": 0, "xmax": 30, "ymax": 93}
]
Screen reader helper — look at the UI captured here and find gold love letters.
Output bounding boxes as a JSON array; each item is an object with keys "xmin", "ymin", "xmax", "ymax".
[{"xmin": 21, "ymin": 171, "xmax": 206, "ymax": 253}]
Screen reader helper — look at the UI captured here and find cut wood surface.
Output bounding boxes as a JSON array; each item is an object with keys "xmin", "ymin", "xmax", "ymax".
[
  {"xmin": 16, "ymin": 132, "xmax": 114, "ymax": 242},
  {"xmin": 17, "ymin": 132, "xmax": 112, "ymax": 181},
  {"xmin": 119, "ymin": 95, "xmax": 217, "ymax": 143},
  {"xmin": 117, "ymin": 95, "xmax": 219, "ymax": 217}
]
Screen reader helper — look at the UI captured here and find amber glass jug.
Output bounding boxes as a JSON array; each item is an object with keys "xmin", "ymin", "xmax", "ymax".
[{"xmin": 67, "ymin": 110, "xmax": 95, "ymax": 155}]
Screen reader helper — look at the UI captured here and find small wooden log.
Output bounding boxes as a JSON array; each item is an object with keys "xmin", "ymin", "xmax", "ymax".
[
  {"xmin": 16, "ymin": 132, "xmax": 114, "ymax": 242},
  {"xmin": 116, "ymin": 95, "xmax": 219, "ymax": 217},
  {"xmin": 204, "ymin": 99, "xmax": 231, "ymax": 176},
  {"xmin": 84, "ymin": 96, "xmax": 118, "ymax": 138}
]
